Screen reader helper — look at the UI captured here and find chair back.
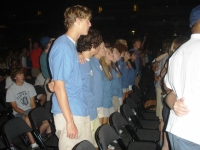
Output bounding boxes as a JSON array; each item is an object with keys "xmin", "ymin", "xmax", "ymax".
[
  {"xmin": 72, "ymin": 140, "xmax": 96, "ymax": 150},
  {"xmin": 2, "ymin": 118, "xmax": 32, "ymax": 144},
  {"xmin": 124, "ymin": 97, "xmax": 138, "ymax": 109},
  {"xmin": 109, "ymin": 112, "xmax": 128, "ymax": 133},
  {"xmin": 28, "ymin": 107, "xmax": 52, "ymax": 129},
  {"xmin": 95, "ymin": 124, "xmax": 119, "ymax": 150}
]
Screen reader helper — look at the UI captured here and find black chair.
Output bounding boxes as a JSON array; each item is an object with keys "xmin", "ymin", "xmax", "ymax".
[
  {"xmin": 109, "ymin": 112, "xmax": 158, "ymax": 150},
  {"xmin": 113, "ymin": 108, "xmax": 159, "ymax": 142},
  {"xmin": 120, "ymin": 103, "xmax": 159, "ymax": 130},
  {"xmin": 2, "ymin": 117, "xmax": 32, "ymax": 149},
  {"xmin": 0, "ymin": 140, "xmax": 6, "ymax": 150},
  {"xmin": 28, "ymin": 107, "xmax": 58, "ymax": 149},
  {"xmin": 72, "ymin": 140, "xmax": 96, "ymax": 150},
  {"xmin": 95, "ymin": 124, "xmax": 127, "ymax": 150},
  {"xmin": 125, "ymin": 97, "xmax": 158, "ymax": 121}
]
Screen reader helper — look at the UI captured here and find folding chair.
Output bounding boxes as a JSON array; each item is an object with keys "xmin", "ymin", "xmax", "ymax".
[
  {"xmin": 125, "ymin": 97, "xmax": 158, "ymax": 121},
  {"xmin": 2, "ymin": 117, "xmax": 32, "ymax": 149},
  {"xmin": 120, "ymin": 103, "xmax": 159, "ymax": 130},
  {"xmin": 28, "ymin": 107, "xmax": 58, "ymax": 149},
  {"xmin": 95, "ymin": 124, "xmax": 127, "ymax": 150},
  {"xmin": 110, "ymin": 111, "xmax": 159, "ymax": 143},
  {"xmin": 72, "ymin": 140, "xmax": 96, "ymax": 150},
  {"xmin": 0, "ymin": 140, "xmax": 6, "ymax": 150}
]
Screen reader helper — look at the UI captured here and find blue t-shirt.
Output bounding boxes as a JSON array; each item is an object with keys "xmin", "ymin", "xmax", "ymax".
[
  {"xmin": 90, "ymin": 57, "xmax": 104, "ymax": 108},
  {"xmin": 129, "ymin": 67, "xmax": 136, "ymax": 86},
  {"xmin": 49, "ymin": 34, "xmax": 87, "ymax": 116},
  {"xmin": 111, "ymin": 68, "xmax": 121, "ymax": 97},
  {"xmin": 117, "ymin": 59, "xmax": 123, "ymax": 97},
  {"xmin": 40, "ymin": 52, "xmax": 51, "ymax": 78},
  {"xmin": 80, "ymin": 60, "xmax": 97, "ymax": 121},
  {"xmin": 121, "ymin": 61, "xmax": 129, "ymax": 89},
  {"xmin": 102, "ymin": 68, "xmax": 113, "ymax": 108}
]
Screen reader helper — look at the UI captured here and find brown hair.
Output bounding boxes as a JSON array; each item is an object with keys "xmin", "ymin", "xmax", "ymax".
[
  {"xmin": 113, "ymin": 43, "xmax": 128, "ymax": 54},
  {"xmin": 10, "ymin": 67, "xmax": 24, "ymax": 82},
  {"xmin": 64, "ymin": 5, "xmax": 92, "ymax": 29},
  {"xmin": 78, "ymin": 29, "xmax": 102, "ymax": 52}
]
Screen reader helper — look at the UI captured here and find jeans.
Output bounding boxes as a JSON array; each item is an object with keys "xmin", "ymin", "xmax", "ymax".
[{"xmin": 168, "ymin": 132, "xmax": 200, "ymax": 150}]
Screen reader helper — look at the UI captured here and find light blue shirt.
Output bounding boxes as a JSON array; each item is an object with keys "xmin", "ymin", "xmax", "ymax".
[
  {"xmin": 91, "ymin": 57, "xmax": 104, "ymax": 108},
  {"xmin": 49, "ymin": 34, "xmax": 87, "ymax": 116},
  {"xmin": 121, "ymin": 61, "xmax": 129, "ymax": 88},
  {"xmin": 80, "ymin": 60, "xmax": 97, "ymax": 121},
  {"xmin": 102, "ymin": 69, "xmax": 112, "ymax": 108},
  {"xmin": 117, "ymin": 59, "xmax": 123, "ymax": 97},
  {"xmin": 40, "ymin": 52, "xmax": 51, "ymax": 78},
  {"xmin": 111, "ymin": 68, "xmax": 121, "ymax": 97}
]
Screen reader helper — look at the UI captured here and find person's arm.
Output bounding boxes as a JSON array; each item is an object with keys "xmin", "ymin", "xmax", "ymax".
[
  {"xmin": 10, "ymin": 101, "xmax": 26, "ymax": 114},
  {"xmin": 54, "ymin": 80, "xmax": 78, "ymax": 139},
  {"xmin": 154, "ymin": 53, "xmax": 168, "ymax": 63},
  {"xmin": 165, "ymin": 91, "xmax": 189, "ymax": 117},
  {"xmin": 77, "ymin": 52, "xmax": 86, "ymax": 64},
  {"xmin": 141, "ymin": 36, "xmax": 146, "ymax": 49},
  {"xmin": 30, "ymin": 97, "xmax": 36, "ymax": 109}
]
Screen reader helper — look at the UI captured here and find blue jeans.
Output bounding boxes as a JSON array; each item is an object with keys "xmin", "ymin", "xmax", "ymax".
[{"xmin": 168, "ymin": 132, "xmax": 200, "ymax": 150}]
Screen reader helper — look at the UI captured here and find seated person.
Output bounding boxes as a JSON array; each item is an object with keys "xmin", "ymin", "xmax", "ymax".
[{"xmin": 6, "ymin": 67, "xmax": 50, "ymax": 149}]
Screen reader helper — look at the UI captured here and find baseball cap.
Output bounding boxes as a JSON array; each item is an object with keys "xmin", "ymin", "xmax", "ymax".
[
  {"xmin": 189, "ymin": 5, "xmax": 200, "ymax": 28},
  {"xmin": 40, "ymin": 36, "xmax": 51, "ymax": 46}
]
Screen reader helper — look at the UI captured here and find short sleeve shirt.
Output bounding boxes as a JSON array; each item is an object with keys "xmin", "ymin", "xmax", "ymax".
[{"xmin": 6, "ymin": 82, "xmax": 36, "ymax": 114}]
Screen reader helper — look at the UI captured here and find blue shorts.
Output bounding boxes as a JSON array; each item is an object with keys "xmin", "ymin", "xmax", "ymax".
[{"xmin": 14, "ymin": 109, "xmax": 31, "ymax": 118}]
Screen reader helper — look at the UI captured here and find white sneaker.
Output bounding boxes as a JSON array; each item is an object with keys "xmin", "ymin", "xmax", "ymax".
[
  {"xmin": 108, "ymin": 144, "xmax": 115, "ymax": 150},
  {"xmin": 113, "ymin": 140, "xmax": 118, "ymax": 143},
  {"xmin": 31, "ymin": 143, "xmax": 39, "ymax": 149},
  {"xmin": 119, "ymin": 129, "xmax": 123, "ymax": 134}
]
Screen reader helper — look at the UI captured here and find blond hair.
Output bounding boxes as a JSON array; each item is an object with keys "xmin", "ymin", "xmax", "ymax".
[
  {"xmin": 116, "ymin": 39, "xmax": 128, "ymax": 47},
  {"xmin": 64, "ymin": 5, "xmax": 92, "ymax": 29}
]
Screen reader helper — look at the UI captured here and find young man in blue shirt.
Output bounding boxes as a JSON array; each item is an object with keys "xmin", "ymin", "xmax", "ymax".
[
  {"xmin": 48, "ymin": 5, "xmax": 92, "ymax": 150},
  {"xmin": 77, "ymin": 29, "xmax": 103, "ymax": 148}
]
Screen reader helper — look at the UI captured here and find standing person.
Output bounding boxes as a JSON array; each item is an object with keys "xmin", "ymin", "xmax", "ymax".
[
  {"xmin": 77, "ymin": 29, "xmax": 103, "ymax": 148},
  {"xmin": 29, "ymin": 38, "xmax": 42, "ymax": 79},
  {"xmin": 40, "ymin": 36, "xmax": 54, "ymax": 102},
  {"xmin": 111, "ymin": 46, "xmax": 122, "ymax": 112},
  {"xmin": 48, "ymin": 5, "xmax": 92, "ymax": 150},
  {"xmin": 164, "ymin": 5, "xmax": 200, "ymax": 150},
  {"xmin": 129, "ymin": 38, "xmax": 141, "ymax": 87},
  {"xmin": 100, "ymin": 47, "xmax": 114, "ymax": 125}
]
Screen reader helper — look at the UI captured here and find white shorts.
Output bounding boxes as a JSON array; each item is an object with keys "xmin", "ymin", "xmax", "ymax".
[
  {"xmin": 97, "ymin": 107, "xmax": 104, "ymax": 118},
  {"xmin": 103, "ymin": 107, "xmax": 114, "ymax": 117},
  {"xmin": 123, "ymin": 88, "xmax": 129, "ymax": 93}
]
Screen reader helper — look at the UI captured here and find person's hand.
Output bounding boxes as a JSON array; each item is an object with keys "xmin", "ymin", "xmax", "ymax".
[
  {"xmin": 66, "ymin": 122, "xmax": 78, "ymax": 139},
  {"xmin": 78, "ymin": 52, "xmax": 86, "ymax": 64},
  {"xmin": 173, "ymin": 98, "xmax": 189, "ymax": 117},
  {"xmin": 48, "ymin": 79, "xmax": 55, "ymax": 93}
]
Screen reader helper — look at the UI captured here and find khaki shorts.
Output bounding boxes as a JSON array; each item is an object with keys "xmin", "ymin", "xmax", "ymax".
[
  {"xmin": 97, "ymin": 107, "xmax": 104, "ymax": 118},
  {"xmin": 123, "ymin": 88, "xmax": 129, "ymax": 93},
  {"xmin": 54, "ymin": 114, "xmax": 92, "ymax": 150},
  {"xmin": 156, "ymin": 88, "xmax": 163, "ymax": 120},
  {"xmin": 103, "ymin": 107, "xmax": 114, "ymax": 117},
  {"xmin": 90, "ymin": 117, "xmax": 101, "ymax": 147},
  {"xmin": 112, "ymin": 96, "xmax": 120, "ymax": 111}
]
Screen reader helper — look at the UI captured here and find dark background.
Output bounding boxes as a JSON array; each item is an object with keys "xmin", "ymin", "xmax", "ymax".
[{"xmin": 0, "ymin": 0, "xmax": 199, "ymax": 54}]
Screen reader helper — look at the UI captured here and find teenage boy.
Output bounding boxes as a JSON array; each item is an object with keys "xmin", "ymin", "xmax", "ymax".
[
  {"xmin": 77, "ymin": 29, "xmax": 102, "ymax": 148},
  {"xmin": 6, "ymin": 67, "xmax": 49, "ymax": 149},
  {"xmin": 48, "ymin": 5, "xmax": 92, "ymax": 150}
]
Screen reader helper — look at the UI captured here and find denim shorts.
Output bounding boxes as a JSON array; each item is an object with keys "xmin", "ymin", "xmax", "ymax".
[{"xmin": 14, "ymin": 109, "xmax": 31, "ymax": 118}]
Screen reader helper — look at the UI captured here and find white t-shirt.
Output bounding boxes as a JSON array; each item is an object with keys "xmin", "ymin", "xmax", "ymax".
[
  {"xmin": 35, "ymin": 73, "xmax": 45, "ymax": 86},
  {"xmin": 164, "ymin": 34, "xmax": 200, "ymax": 145},
  {"xmin": 6, "ymin": 82, "xmax": 36, "ymax": 115},
  {"xmin": 5, "ymin": 76, "xmax": 14, "ymax": 89}
]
